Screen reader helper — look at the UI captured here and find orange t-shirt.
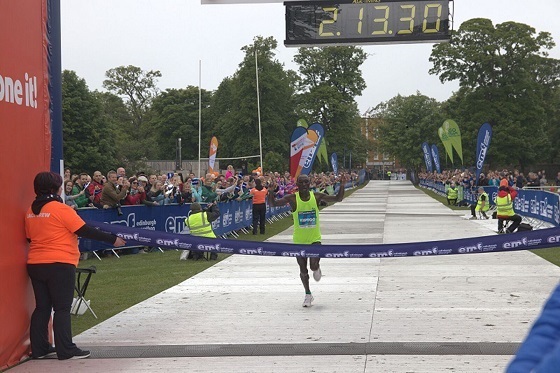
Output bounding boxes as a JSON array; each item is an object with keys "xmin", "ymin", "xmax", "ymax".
[
  {"xmin": 25, "ymin": 201, "xmax": 86, "ymax": 266},
  {"xmin": 250, "ymin": 187, "xmax": 268, "ymax": 204}
]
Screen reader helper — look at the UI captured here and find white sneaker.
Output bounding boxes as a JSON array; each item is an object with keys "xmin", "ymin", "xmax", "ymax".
[
  {"xmin": 302, "ymin": 294, "xmax": 314, "ymax": 307},
  {"xmin": 312, "ymin": 268, "xmax": 322, "ymax": 282}
]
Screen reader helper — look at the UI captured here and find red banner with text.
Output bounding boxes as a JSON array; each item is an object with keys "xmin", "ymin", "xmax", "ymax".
[{"xmin": 0, "ymin": 0, "xmax": 51, "ymax": 369}]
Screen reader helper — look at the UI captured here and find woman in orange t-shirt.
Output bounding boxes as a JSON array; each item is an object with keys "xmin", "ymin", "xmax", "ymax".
[
  {"xmin": 250, "ymin": 178, "xmax": 268, "ymax": 235},
  {"xmin": 25, "ymin": 172, "xmax": 126, "ymax": 360}
]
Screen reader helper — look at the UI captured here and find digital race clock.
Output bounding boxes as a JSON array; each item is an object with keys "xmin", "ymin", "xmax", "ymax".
[{"xmin": 285, "ymin": 0, "xmax": 452, "ymax": 47}]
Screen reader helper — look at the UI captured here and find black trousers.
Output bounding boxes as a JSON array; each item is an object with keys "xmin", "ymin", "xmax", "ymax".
[
  {"xmin": 498, "ymin": 214, "xmax": 522, "ymax": 233},
  {"xmin": 27, "ymin": 263, "xmax": 80, "ymax": 359},
  {"xmin": 470, "ymin": 204, "xmax": 489, "ymax": 218},
  {"xmin": 252, "ymin": 203, "xmax": 266, "ymax": 234}
]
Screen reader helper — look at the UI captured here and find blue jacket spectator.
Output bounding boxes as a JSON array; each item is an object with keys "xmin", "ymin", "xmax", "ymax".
[{"xmin": 507, "ymin": 283, "xmax": 560, "ymax": 372}]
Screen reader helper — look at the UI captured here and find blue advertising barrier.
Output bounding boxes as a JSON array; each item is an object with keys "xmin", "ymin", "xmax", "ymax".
[
  {"xmin": 78, "ymin": 175, "xmax": 365, "ymax": 253},
  {"xmin": 87, "ymin": 219, "xmax": 560, "ymax": 258},
  {"xmin": 78, "ymin": 200, "xmax": 291, "ymax": 252},
  {"xmin": 419, "ymin": 180, "xmax": 560, "ymax": 226}
]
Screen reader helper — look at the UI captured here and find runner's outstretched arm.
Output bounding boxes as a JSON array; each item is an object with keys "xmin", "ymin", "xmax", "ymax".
[
  {"xmin": 267, "ymin": 180, "xmax": 296, "ymax": 210},
  {"xmin": 315, "ymin": 174, "xmax": 348, "ymax": 204}
]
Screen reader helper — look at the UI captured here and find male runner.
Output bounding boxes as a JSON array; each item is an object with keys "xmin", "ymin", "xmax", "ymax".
[{"xmin": 268, "ymin": 173, "xmax": 347, "ymax": 307}]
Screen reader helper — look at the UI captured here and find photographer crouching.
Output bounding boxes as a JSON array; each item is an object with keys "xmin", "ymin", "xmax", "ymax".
[
  {"xmin": 184, "ymin": 202, "xmax": 220, "ymax": 260},
  {"xmin": 100, "ymin": 170, "xmax": 130, "ymax": 216}
]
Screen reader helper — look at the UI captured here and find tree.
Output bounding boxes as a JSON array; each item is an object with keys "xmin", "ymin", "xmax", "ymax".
[
  {"xmin": 92, "ymin": 91, "xmax": 150, "ymax": 171},
  {"xmin": 62, "ymin": 70, "xmax": 117, "ymax": 173},
  {"xmin": 430, "ymin": 19, "xmax": 560, "ymax": 169},
  {"xmin": 293, "ymin": 46, "xmax": 367, "ymax": 166},
  {"xmin": 430, "ymin": 19, "xmax": 558, "ymax": 92},
  {"xmin": 103, "ymin": 65, "xmax": 161, "ymax": 131},
  {"xmin": 147, "ymin": 86, "xmax": 213, "ymax": 161},
  {"xmin": 373, "ymin": 93, "xmax": 445, "ymax": 172},
  {"xmin": 209, "ymin": 36, "xmax": 296, "ymax": 169}
]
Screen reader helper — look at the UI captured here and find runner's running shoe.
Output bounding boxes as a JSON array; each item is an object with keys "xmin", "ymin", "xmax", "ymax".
[
  {"xmin": 313, "ymin": 267, "xmax": 322, "ymax": 282},
  {"xmin": 302, "ymin": 294, "xmax": 314, "ymax": 307}
]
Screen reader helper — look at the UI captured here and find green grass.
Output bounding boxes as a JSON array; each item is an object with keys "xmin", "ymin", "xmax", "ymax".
[
  {"xmin": 72, "ymin": 251, "xmax": 230, "ymax": 335},
  {"xmin": 72, "ymin": 182, "xmax": 367, "ymax": 335},
  {"xmin": 416, "ymin": 184, "xmax": 560, "ymax": 267},
  {"xmin": 531, "ymin": 247, "xmax": 560, "ymax": 267}
]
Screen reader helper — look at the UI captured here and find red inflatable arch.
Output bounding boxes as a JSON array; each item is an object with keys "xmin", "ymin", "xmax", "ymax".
[{"xmin": 0, "ymin": 0, "xmax": 55, "ymax": 369}]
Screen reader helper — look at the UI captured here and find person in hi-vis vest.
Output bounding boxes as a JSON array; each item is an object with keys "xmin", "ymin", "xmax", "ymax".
[
  {"xmin": 184, "ymin": 202, "xmax": 220, "ymax": 260},
  {"xmin": 494, "ymin": 179, "xmax": 522, "ymax": 233},
  {"xmin": 446, "ymin": 182, "xmax": 458, "ymax": 205},
  {"xmin": 470, "ymin": 186, "xmax": 490, "ymax": 219},
  {"xmin": 267, "ymin": 173, "xmax": 348, "ymax": 308}
]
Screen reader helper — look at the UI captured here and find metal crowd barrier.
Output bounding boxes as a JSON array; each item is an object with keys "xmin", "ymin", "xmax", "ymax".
[{"xmin": 419, "ymin": 179, "xmax": 560, "ymax": 227}]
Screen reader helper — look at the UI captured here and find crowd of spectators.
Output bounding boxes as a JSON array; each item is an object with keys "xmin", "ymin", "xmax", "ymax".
[
  {"xmin": 418, "ymin": 168, "xmax": 560, "ymax": 191},
  {"xmin": 62, "ymin": 166, "xmax": 358, "ymax": 213}
]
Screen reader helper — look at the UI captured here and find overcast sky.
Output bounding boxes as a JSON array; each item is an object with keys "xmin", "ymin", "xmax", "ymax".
[{"xmin": 61, "ymin": 0, "xmax": 560, "ymax": 115}]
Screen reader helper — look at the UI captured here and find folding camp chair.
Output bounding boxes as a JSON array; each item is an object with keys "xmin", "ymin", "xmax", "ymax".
[
  {"xmin": 498, "ymin": 219, "xmax": 512, "ymax": 234},
  {"xmin": 74, "ymin": 266, "xmax": 97, "ymax": 318}
]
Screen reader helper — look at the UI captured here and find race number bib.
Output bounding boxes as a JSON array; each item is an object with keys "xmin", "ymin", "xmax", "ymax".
[{"xmin": 298, "ymin": 210, "xmax": 317, "ymax": 228}]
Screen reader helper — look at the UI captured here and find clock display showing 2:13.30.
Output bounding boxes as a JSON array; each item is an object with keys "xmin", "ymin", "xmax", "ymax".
[{"xmin": 285, "ymin": 0, "xmax": 451, "ymax": 47}]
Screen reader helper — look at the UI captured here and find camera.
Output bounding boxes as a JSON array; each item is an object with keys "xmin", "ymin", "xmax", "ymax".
[{"xmin": 115, "ymin": 203, "xmax": 123, "ymax": 216}]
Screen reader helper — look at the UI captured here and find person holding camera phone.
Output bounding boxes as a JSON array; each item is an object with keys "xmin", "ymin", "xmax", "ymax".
[
  {"xmin": 124, "ymin": 177, "xmax": 147, "ymax": 205},
  {"xmin": 191, "ymin": 178, "xmax": 203, "ymax": 202},
  {"xmin": 100, "ymin": 170, "xmax": 129, "ymax": 215},
  {"xmin": 180, "ymin": 182, "xmax": 195, "ymax": 204}
]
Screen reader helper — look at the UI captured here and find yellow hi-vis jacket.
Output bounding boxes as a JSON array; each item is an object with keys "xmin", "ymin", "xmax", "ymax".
[
  {"xmin": 185, "ymin": 212, "xmax": 216, "ymax": 238},
  {"xmin": 447, "ymin": 186, "xmax": 458, "ymax": 199},
  {"xmin": 476, "ymin": 192, "xmax": 490, "ymax": 212},
  {"xmin": 495, "ymin": 195, "xmax": 514, "ymax": 217}
]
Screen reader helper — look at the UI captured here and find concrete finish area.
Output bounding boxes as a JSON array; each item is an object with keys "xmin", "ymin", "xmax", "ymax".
[{"xmin": 12, "ymin": 181, "xmax": 560, "ymax": 372}]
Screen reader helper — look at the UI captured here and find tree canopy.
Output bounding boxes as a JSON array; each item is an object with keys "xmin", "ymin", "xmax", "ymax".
[
  {"xmin": 60, "ymin": 19, "xmax": 560, "ymax": 176},
  {"xmin": 62, "ymin": 70, "xmax": 118, "ymax": 173},
  {"xmin": 373, "ymin": 93, "xmax": 445, "ymax": 171},
  {"xmin": 430, "ymin": 19, "xmax": 560, "ymax": 170},
  {"xmin": 294, "ymin": 46, "xmax": 368, "ymax": 168}
]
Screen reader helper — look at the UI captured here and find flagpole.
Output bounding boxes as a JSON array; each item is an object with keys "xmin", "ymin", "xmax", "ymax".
[
  {"xmin": 198, "ymin": 60, "xmax": 202, "ymax": 178},
  {"xmin": 255, "ymin": 49, "xmax": 263, "ymax": 175}
]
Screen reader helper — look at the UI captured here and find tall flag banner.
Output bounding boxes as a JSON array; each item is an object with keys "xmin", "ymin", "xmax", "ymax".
[
  {"xmin": 208, "ymin": 136, "xmax": 218, "ymax": 173},
  {"xmin": 296, "ymin": 118, "xmax": 308, "ymax": 128},
  {"xmin": 438, "ymin": 126, "xmax": 454, "ymax": 163},
  {"xmin": 331, "ymin": 152, "xmax": 339, "ymax": 175},
  {"xmin": 430, "ymin": 144, "xmax": 441, "ymax": 174},
  {"xmin": 443, "ymin": 119, "xmax": 463, "ymax": 165},
  {"xmin": 475, "ymin": 123, "xmax": 493, "ymax": 185},
  {"xmin": 298, "ymin": 118, "xmax": 329, "ymax": 166},
  {"xmin": 317, "ymin": 137, "xmax": 329, "ymax": 167},
  {"xmin": 302, "ymin": 123, "xmax": 325, "ymax": 175},
  {"xmin": 290, "ymin": 126, "xmax": 309, "ymax": 178},
  {"xmin": 422, "ymin": 142, "xmax": 433, "ymax": 172}
]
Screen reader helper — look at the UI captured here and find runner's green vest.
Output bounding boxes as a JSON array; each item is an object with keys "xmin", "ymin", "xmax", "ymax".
[
  {"xmin": 185, "ymin": 212, "xmax": 216, "ymax": 238},
  {"xmin": 476, "ymin": 192, "xmax": 490, "ymax": 212},
  {"xmin": 495, "ymin": 195, "xmax": 514, "ymax": 217},
  {"xmin": 293, "ymin": 192, "xmax": 321, "ymax": 244},
  {"xmin": 447, "ymin": 187, "xmax": 458, "ymax": 199}
]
